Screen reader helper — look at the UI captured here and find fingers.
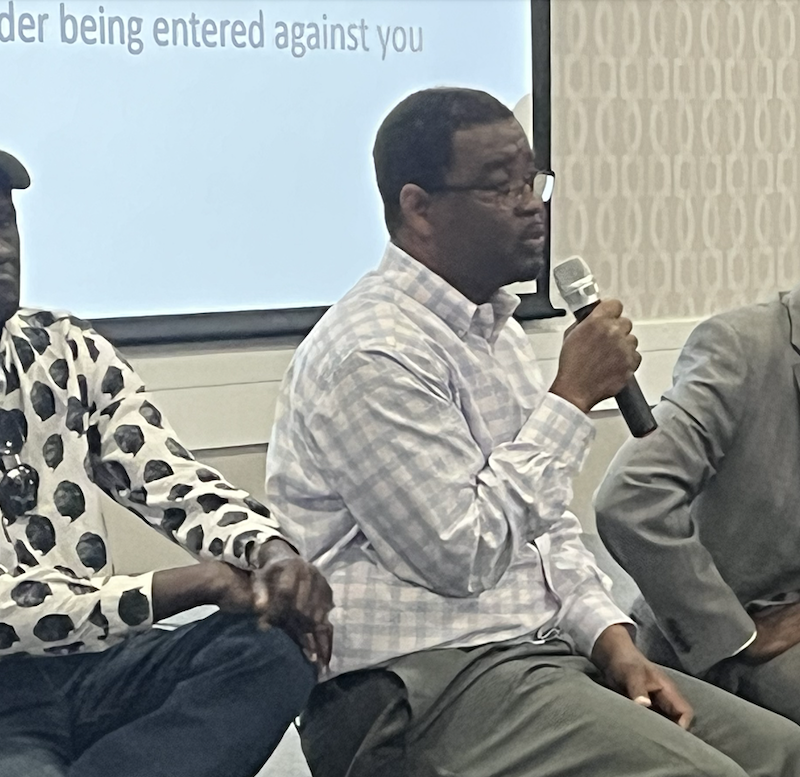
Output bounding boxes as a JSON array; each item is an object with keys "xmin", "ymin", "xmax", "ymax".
[
  {"xmin": 594, "ymin": 298, "xmax": 623, "ymax": 318},
  {"xmin": 253, "ymin": 556, "xmax": 335, "ymax": 668},
  {"xmin": 623, "ymin": 666, "xmax": 694, "ymax": 730},
  {"xmin": 253, "ymin": 576, "xmax": 273, "ymax": 633},
  {"xmin": 651, "ymin": 683, "xmax": 694, "ymax": 730},
  {"xmin": 316, "ymin": 620, "xmax": 333, "ymax": 668},
  {"xmin": 583, "ymin": 301, "xmax": 632, "ymax": 341},
  {"xmin": 590, "ymin": 301, "xmax": 640, "ymax": 362},
  {"xmin": 299, "ymin": 630, "xmax": 318, "ymax": 668},
  {"xmin": 626, "ymin": 333, "xmax": 642, "ymax": 372},
  {"xmin": 303, "ymin": 620, "xmax": 334, "ymax": 671},
  {"xmin": 619, "ymin": 663, "xmax": 651, "ymax": 707},
  {"xmin": 293, "ymin": 571, "xmax": 313, "ymax": 617}
]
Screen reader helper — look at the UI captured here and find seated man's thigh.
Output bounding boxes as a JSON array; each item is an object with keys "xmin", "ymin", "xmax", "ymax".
[
  {"xmin": 71, "ymin": 613, "xmax": 316, "ymax": 768},
  {"xmin": 0, "ymin": 657, "xmax": 72, "ymax": 777},
  {"xmin": 0, "ymin": 739, "xmax": 68, "ymax": 777},
  {"xmin": 408, "ymin": 659, "xmax": 752, "ymax": 777},
  {"xmin": 729, "ymin": 643, "xmax": 800, "ymax": 726}
]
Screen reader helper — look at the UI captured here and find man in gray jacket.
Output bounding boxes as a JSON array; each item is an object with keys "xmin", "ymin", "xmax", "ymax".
[{"xmin": 595, "ymin": 284, "xmax": 800, "ymax": 724}]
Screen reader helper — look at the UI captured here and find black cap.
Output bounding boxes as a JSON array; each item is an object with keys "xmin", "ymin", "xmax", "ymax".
[{"xmin": 0, "ymin": 151, "xmax": 30, "ymax": 190}]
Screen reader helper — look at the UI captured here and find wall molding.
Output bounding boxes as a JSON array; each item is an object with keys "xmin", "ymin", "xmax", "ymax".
[{"xmin": 121, "ymin": 316, "xmax": 704, "ymax": 451}]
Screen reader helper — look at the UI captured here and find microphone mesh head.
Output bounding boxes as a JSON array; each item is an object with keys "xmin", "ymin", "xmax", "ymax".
[{"xmin": 552, "ymin": 256, "xmax": 592, "ymax": 294}]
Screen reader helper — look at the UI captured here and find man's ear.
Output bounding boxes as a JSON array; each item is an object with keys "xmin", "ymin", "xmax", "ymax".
[{"xmin": 398, "ymin": 183, "xmax": 434, "ymax": 238}]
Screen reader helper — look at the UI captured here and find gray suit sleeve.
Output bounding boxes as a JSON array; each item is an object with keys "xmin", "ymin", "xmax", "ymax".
[{"xmin": 594, "ymin": 316, "xmax": 756, "ymax": 676}]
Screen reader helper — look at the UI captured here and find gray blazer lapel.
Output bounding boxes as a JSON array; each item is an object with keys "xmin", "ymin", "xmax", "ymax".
[
  {"xmin": 787, "ymin": 284, "xmax": 800, "ymax": 355},
  {"xmin": 787, "ymin": 287, "xmax": 800, "ymax": 397}
]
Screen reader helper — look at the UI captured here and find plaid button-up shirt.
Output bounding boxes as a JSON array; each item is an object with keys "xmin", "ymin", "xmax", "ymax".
[{"xmin": 267, "ymin": 243, "xmax": 631, "ymax": 678}]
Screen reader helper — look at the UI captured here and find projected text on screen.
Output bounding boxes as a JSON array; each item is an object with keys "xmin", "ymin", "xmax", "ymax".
[{"xmin": 2, "ymin": 0, "xmax": 530, "ymax": 319}]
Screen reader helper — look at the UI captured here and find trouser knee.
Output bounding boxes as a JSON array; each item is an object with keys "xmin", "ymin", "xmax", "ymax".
[{"xmin": 197, "ymin": 615, "xmax": 316, "ymax": 715}]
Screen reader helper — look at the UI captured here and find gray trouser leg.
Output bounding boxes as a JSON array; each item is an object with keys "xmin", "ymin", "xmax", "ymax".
[
  {"xmin": 666, "ymin": 666, "xmax": 800, "ymax": 777},
  {"xmin": 706, "ymin": 641, "xmax": 800, "ymax": 726},
  {"xmin": 301, "ymin": 644, "xmax": 800, "ymax": 777},
  {"xmin": 406, "ymin": 657, "xmax": 799, "ymax": 777}
]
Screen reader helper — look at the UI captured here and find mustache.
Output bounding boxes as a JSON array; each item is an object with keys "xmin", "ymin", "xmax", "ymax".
[{"xmin": 520, "ymin": 221, "xmax": 546, "ymax": 239}]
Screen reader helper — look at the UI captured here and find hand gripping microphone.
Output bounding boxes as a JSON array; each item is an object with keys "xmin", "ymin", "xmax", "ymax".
[{"xmin": 552, "ymin": 256, "xmax": 657, "ymax": 438}]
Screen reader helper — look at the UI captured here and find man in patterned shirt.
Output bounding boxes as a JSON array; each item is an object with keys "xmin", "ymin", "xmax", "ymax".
[
  {"xmin": 0, "ymin": 150, "xmax": 334, "ymax": 777},
  {"xmin": 266, "ymin": 88, "xmax": 800, "ymax": 776}
]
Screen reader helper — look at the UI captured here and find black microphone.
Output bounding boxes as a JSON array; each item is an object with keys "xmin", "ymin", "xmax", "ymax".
[{"xmin": 552, "ymin": 256, "xmax": 657, "ymax": 438}]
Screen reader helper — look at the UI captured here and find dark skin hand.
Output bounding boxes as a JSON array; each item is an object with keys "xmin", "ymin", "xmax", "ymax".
[
  {"xmin": 550, "ymin": 300, "xmax": 641, "ymax": 414},
  {"xmin": 152, "ymin": 539, "xmax": 334, "ymax": 672},
  {"xmin": 592, "ymin": 624, "xmax": 694, "ymax": 730},
  {"xmin": 741, "ymin": 602, "xmax": 800, "ymax": 664},
  {"xmin": 252, "ymin": 538, "xmax": 335, "ymax": 672}
]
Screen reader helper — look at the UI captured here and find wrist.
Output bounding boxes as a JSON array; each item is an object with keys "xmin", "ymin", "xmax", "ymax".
[
  {"xmin": 548, "ymin": 377, "xmax": 592, "ymax": 414},
  {"xmin": 254, "ymin": 537, "xmax": 298, "ymax": 568},
  {"xmin": 741, "ymin": 629, "xmax": 780, "ymax": 665},
  {"xmin": 151, "ymin": 564, "xmax": 223, "ymax": 621},
  {"xmin": 185, "ymin": 562, "xmax": 230, "ymax": 607},
  {"xmin": 591, "ymin": 624, "xmax": 638, "ymax": 669}
]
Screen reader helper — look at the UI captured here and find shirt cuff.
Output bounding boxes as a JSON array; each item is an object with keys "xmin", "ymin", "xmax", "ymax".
[
  {"xmin": 565, "ymin": 593, "xmax": 637, "ymax": 658},
  {"xmin": 521, "ymin": 392, "xmax": 596, "ymax": 472},
  {"xmin": 214, "ymin": 524, "xmax": 285, "ymax": 571},
  {"xmin": 245, "ymin": 531, "xmax": 298, "ymax": 569},
  {"xmin": 730, "ymin": 629, "xmax": 757, "ymax": 657}
]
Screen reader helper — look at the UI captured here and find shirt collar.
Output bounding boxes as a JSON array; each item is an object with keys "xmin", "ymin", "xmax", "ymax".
[{"xmin": 378, "ymin": 243, "xmax": 520, "ymax": 343}]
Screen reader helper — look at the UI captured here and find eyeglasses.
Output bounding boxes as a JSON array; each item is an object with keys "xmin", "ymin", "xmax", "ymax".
[
  {"xmin": 426, "ymin": 170, "xmax": 556, "ymax": 206},
  {"xmin": 0, "ymin": 411, "xmax": 38, "ymax": 522}
]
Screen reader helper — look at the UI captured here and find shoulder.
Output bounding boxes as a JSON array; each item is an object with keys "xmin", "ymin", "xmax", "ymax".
[
  {"xmin": 685, "ymin": 299, "xmax": 786, "ymax": 365},
  {"xmin": 291, "ymin": 278, "xmax": 451, "ymax": 391},
  {"xmin": 7, "ymin": 308, "xmax": 90, "ymax": 353},
  {"xmin": 10, "ymin": 308, "xmax": 106, "ymax": 342},
  {"xmin": 6, "ymin": 309, "xmax": 124, "ymax": 380}
]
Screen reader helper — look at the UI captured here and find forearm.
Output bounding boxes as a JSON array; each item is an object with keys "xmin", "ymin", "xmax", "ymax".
[
  {"xmin": 541, "ymin": 513, "xmax": 633, "ymax": 656},
  {"xmin": 151, "ymin": 564, "xmax": 220, "ymax": 622},
  {"xmin": 591, "ymin": 623, "xmax": 638, "ymax": 669},
  {"xmin": 85, "ymin": 330, "xmax": 285, "ymax": 569},
  {"xmin": 96, "ymin": 431, "xmax": 284, "ymax": 570}
]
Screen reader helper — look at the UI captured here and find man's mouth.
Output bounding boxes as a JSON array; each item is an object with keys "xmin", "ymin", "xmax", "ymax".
[{"xmin": 521, "ymin": 221, "xmax": 546, "ymax": 241}]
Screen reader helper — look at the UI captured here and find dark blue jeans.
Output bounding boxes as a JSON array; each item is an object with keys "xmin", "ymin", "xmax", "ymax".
[{"xmin": 0, "ymin": 612, "xmax": 316, "ymax": 777}]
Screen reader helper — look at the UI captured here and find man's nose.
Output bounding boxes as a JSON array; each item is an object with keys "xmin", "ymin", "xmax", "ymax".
[{"xmin": 514, "ymin": 191, "xmax": 544, "ymax": 217}]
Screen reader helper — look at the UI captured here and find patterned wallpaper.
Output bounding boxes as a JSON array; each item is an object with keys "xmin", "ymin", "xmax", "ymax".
[{"xmin": 550, "ymin": 0, "xmax": 799, "ymax": 319}]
